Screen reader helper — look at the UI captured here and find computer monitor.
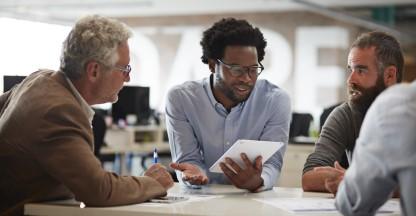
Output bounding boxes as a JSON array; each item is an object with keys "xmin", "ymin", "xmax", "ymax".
[
  {"xmin": 111, "ymin": 86, "xmax": 151, "ymax": 125},
  {"xmin": 3, "ymin": 75, "xmax": 26, "ymax": 92}
]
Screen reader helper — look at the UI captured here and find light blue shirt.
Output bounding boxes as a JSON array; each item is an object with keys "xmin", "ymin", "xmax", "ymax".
[
  {"xmin": 336, "ymin": 81, "xmax": 416, "ymax": 216},
  {"xmin": 165, "ymin": 75, "xmax": 291, "ymax": 190}
]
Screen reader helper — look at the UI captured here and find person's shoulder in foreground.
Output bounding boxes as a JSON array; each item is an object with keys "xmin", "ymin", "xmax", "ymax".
[
  {"xmin": 336, "ymin": 81, "xmax": 416, "ymax": 216},
  {"xmin": 0, "ymin": 15, "xmax": 173, "ymax": 216}
]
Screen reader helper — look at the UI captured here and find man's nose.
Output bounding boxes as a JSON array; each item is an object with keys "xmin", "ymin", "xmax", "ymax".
[
  {"xmin": 124, "ymin": 73, "xmax": 130, "ymax": 82},
  {"xmin": 347, "ymin": 70, "xmax": 357, "ymax": 85}
]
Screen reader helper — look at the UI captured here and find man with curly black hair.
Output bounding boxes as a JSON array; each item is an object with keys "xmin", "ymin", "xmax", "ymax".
[{"xmin": 165, "ymin": 18, "xmax": 291, "ymax": 192}]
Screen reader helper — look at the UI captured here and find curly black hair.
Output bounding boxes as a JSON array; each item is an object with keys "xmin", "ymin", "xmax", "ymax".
[{"xmin": 200, "ymin": 17, "xmax": 267, "ymax": 64}]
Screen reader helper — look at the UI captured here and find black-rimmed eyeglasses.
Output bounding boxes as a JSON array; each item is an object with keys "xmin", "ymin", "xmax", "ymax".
[
  {"xmin": 113, "ymin": 64, "xmax": 131, "ymax": 76},
  {"xmin": 217, "ymin": 59, "xmax": 264, "ymax": 78}
]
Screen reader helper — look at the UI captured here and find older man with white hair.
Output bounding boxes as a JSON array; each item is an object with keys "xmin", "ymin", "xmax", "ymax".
[{"xmin": 0, "ymin": 15, "xmax": 173, "ymax": 215}]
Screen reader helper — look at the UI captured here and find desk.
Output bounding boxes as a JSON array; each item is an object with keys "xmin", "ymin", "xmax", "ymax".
[
  {"xmin": 101, "ymin": 126, "xmax": 313, "ymax": 185},
  {"xmin": 25, "ymin": 184, "xmax": 400, "ymax": 216},
  {"xmin": 100, "ymin": 124, "xmax": 314, "ymax": 184},
  {"xmin": 101, "ymin": 125, "xmax": 169, "ymax": 154},
  {"xmin": 100, "ymin": 125, "xmax": 170, "ymax": 174},
  {"xmin": 279, "ymin": 144, "xmax": 314, "ymax": 187}
]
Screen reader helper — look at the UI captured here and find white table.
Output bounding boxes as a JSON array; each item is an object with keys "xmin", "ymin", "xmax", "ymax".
[{"xmin": 25, "ymin": 184, "xmax": 400, "ymax": 216}]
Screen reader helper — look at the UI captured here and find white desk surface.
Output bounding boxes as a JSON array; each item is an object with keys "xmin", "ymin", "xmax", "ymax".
[{"xmin": 25, "ymin": 183, "xmax": 400, "ymax": 216}]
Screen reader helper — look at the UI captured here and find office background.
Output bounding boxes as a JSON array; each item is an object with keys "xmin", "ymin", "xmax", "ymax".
[
  {"xmin": 1, "ymin": 0, "xmax": 415, "ymax": 119},
  {"xmin": 1, "ymin": 0, "xmax": 415, "ymax": 187}
]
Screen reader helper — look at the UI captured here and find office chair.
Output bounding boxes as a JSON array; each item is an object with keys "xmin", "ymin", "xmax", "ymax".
[
  {"xmin": 289, "ymin": 113, "xmax": 313, "ymax": 138},
  {"xmin": 319, "ymin": 103, "xmax": 342, "ymax": 132},
  {"xmin": 289, "ymin": 112, "xmax": 314, "ymax": 144},
  {"xmin": 92, "ymin": 109, "xmax": 116, "ymax": 163}
]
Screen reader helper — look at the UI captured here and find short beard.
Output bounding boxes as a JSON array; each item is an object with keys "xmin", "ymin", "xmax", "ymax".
[
  {"xmin": 214, "ymin": 72, "xmax": 252, "ymax": 104},
  {"xmin": 349, "ymin": 75, "xmax": 386, "ymax": 113}
]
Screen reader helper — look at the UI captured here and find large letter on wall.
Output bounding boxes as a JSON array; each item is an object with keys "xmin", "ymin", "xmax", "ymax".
[
  {"xmin": 130, "ymin": 29, "xmax": 160, "ymax": 108},
  {"xmin": 294, "ymin": 26, "xmax": 348, "ymax": 116},
  {"xmin": 160, "ymin": 27, "xmax": 204, "ymax": 110},
  {"xmin": 261, "ymin": 29, "xmax": 292, "ymax": 86}
]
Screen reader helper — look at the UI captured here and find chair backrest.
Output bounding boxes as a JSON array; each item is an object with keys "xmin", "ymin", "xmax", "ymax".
[
  {"xmin": 289, "ymin": 112, "xmax": 313, "ymax": 138},
  {"xmin": 320, "ymin": 103, "xmax": 342, "ymax": 132},
  {"xmin": 92, "ymin": 109, "xmax": 107, "ymax": 159}
]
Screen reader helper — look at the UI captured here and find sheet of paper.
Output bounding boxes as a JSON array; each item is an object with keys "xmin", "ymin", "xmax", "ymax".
[
  {"xmin": 254, "ymin": 198, "xmax": 401, "ymax": 214},
  {"xmin": 209, "ymin": 140, "xmax": 284, "ymax": 173}
]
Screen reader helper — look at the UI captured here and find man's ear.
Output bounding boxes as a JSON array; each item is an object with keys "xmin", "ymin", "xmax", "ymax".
[
  {"xmin": 208, "ymin": 59, "xmax": 216, "ymax": 73},
  {"xmin": 383, "ymin": 65, "xmax": 398, "ymax": 87},
  {"xmin": 85, "ymin": 61, "xmax": 100, "ymax": 82}
]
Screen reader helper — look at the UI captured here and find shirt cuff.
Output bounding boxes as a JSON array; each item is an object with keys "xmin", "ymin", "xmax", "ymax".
[{"xmin": 260, "ymin": 171, "xmax": 275, "ymax": 191}]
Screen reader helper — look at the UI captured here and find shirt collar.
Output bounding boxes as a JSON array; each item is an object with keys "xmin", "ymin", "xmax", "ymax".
[
  {"xmin": 203, "ymin": 74, "xmax": 246, "ymax": 115},
  {"xmin": 64, "ymin": 74, "xmax": 95, "ymax": 123},
  {"xmin": 203, "ymin": 75, "xmax": 219, "ymax": 108}
]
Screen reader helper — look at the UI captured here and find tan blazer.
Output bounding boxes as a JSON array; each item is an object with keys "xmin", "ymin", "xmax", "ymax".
[{"xmin": 0, "ymin": 70, "xmax": 166, "ymax": 215}]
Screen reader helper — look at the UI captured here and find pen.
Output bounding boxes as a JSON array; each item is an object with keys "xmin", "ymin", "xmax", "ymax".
[{"xmin": 153, "ymin": 148, "xmax": 158, "ymax": 164}]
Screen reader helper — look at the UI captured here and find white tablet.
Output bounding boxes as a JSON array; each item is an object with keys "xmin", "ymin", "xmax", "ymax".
[{"xmin": 209, "ymin": 140, "xmax": 284, "ymax": 173}]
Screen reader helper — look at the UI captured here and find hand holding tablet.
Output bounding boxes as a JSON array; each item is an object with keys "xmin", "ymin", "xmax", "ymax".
[{"xmin": 209, "ymin": 140, "xmax": 284, "ymax": 173}]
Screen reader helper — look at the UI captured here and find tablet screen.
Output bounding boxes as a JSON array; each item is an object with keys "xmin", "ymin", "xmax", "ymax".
[{"xmin": 209, "ymin": 140, "xmax": 284, "ymax": 173}]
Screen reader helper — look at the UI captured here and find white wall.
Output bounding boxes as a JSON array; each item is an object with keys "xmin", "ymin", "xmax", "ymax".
[{"xmin": 0, "ymin": 17, "xmax": 350, "ymax": 121}]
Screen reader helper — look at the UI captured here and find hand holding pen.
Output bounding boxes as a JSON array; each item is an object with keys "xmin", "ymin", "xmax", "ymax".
[{"xmin": 144, "ymin": 148, "xmax": 174, "ymax": 190}]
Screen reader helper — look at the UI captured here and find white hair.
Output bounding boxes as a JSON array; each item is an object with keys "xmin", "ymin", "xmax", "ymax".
[{"xmin": 60, "ymin": 15, "xmax": 132, "ymax": 79}]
